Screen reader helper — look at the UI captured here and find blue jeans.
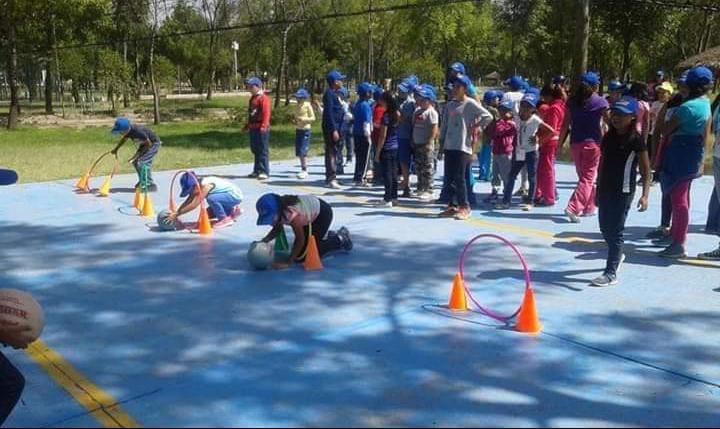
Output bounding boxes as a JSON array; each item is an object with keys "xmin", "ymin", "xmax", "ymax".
[
  {"xmin": 0, "ymin": 352, "xmax": 24, "ymax": 425},
  {"xmin": 598, "ymin": 192, "xmax": 633, "ymax": 276},
  {"xmin": 206, "ymin": 192, "xmax": 242, "ymax": 220},
  {"xmin": 250, "ymin": 130, "xmax": 270, "ymax": 175},
  {"xmin": 706, "ymin": 157, "xmax": 720, "ymax": 233},
  {"xmin": 295, "ymin": 129, "xmax": 310, "ymax": 157},
  {"xmin": 444, "ymin": 150, "xmax": 473, "ymax": 208},
  {"xmin": 133, "ymin": 142, "xmax": 161, "ymax": 186},
  {"xmin": 503, "ymin": 151, "xmax": 538, "ymax": 204},
  {"xmin": 380, "ymin": 150, "xmax": 399, "ymax": 202},
  {"xmin": 478, "ymin": 141, "xmax": 492, "ymax": 181},
  {"xmin": 438, "ymin": 155, "xmax": 476, "ymax": 205}
]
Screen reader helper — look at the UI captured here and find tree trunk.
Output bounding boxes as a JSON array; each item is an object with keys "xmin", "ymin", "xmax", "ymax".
[
  {"xmin": 44, "ymin": 13, "xmax": 54, "ymax": 114},
  {"xmin": 275, "ymin": 24, "xmax": 292, "ymax": 109},
  {"xmin": 53, "ymin": 18, "xmax": 64, "ymax": 118},
  {"xmin": 572, "ymin": 0, "xmax": 590, "ymax": 84},
  {"xmin": 7, "ymin": 0, "xmax": 20, "ymax": 130},
  {"xmin": 135, "ymin": 40, "xmax": 141, "ymax": 101},
  {"xmin": 149, "ymin": 2, "xmax": 160, "ymax": 124},
  {"xmin": 206, "ymin": 33, "xmax": 216, "ymax": 101},
  {"xmin": 123, "ymin": 38, "xmax": 130, "ymax": 108},
  {"xmin": 620, "ymin": 39, "xmax": 631, "ymax": 82}
]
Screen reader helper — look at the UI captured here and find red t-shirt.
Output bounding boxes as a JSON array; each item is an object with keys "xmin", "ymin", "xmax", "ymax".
[
  {"xmin": 248, "ymin": 92, "xmax": 271, "ymax": 131},
  {"xmin": 540, "ymin": 99, "xmax": 566, "ymax": 143},
  {"xmin": 371, "ymin": 105, "xmax": 386, "ymax": 144}
]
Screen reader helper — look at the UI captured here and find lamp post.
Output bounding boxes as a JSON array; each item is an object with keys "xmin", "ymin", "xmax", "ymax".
[{"xmin": 231, "ymin": 41, "xmax": 239, "ymax": 91}]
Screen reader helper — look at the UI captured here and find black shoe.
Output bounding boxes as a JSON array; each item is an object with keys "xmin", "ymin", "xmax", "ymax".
[
  {"xmin": 338, "ymin": 227, "xmax": 353, "ymax": 251},
  {"xmin": 402, "ymin": 187, "xmax": 412, "ymax": 198}
]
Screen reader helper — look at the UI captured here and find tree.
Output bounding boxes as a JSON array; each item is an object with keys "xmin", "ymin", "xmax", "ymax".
[
  {"xmin": 97, "ymin": 48, "xmax": 130, "ymax": 115},
  {"xmin": 200, "ymin": 0, "xmax": 233, "ymax": 100}
]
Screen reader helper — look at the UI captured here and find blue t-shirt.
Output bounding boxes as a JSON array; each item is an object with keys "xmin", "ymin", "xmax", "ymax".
[
  {"xmin": 352, "ymin": 99, "xmax": 372, "ymax": 136},
  {"xmin": 674, "ymin": 97, "xmax": 711, "ymax": 137},
  {"xmin": 126, "ymin": 125, "xmax": 160, "ymax": 144},
  {"xmin": 322, "ymin": 88, "xmax": 344, "ymax": 133},
  {"xmin": 382, "ymin": 113, "xmax": 399, "ymax": 151},
  {"xmin": 397, "ymin": 97, "xmax": 416, "ymax": 140}
]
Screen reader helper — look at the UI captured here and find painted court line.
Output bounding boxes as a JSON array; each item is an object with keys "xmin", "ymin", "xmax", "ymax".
[{"xmin": 26, "ymin": 340, "xmax": 141, "ymax": 428}]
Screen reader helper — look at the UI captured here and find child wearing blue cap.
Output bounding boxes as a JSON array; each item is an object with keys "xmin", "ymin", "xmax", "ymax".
[
  {"xmin": 479, "ymin": 90, "xmax": 502, "ymax": 182},
  {"xmin": 592, "ymin": 96, "xmax": 651, "ymax": 287},
  {"xmin": 496, "ymin": 93, "xmax": 556, "ymax": 211},
  {"xmin": 439, "ymin": 74, "xmax": 493, "ymax": 219},
  {"xmin": 167, "ymin": 171, "xmax": 244, "ymax": 229},
  {"xmin": 256, "ymin": 193, "xmax": 352, "ymax": 269},
  {"xmin": 485, "ymin": 100, "xmax": 516, "ymax": 203},
  {"xmin": 244, "ymin": 77, "xmax": 272, "ymax": 180},
  {"xmin": 412, "ymin": 84, "xmax": 439, "ymax": 200},
  {"xmin": 292, "ymin": 88, "xmax": 316, "ymax": 179},
  {"xmin": 322, "ymin": 70, "xmax": 347, "ymax": 189},
  {"xmin": 606, "ymin": 80, "xmax": 626, "ymax": 105},
  {"xmin": 111, "ymin": 118, "xmax": 161, "ymax": 191},
  {"xmin": 352, "ymin": 83, "xmax": 374, "ymax": 185},
  {"xmin": 398, "ymin": 77, "xmax": 418, "ymax": 198},
  {"xmin": 376, "ymin": 92, "xmax": 402, "ymax": 207}
]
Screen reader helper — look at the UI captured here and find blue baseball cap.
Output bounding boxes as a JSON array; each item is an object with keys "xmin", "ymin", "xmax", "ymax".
[
  {"xmin": 326, "ymin": 70, "xmax": 346, "ymax": 84},
  {"xmin": 449, "ymin": 62, "xmax": 466, "ymax": 74},
  {"xmin": 443, "ymin": 83, "xmax": 454, "ymax": 93},
  {"xmin": 398, "ymin": 82, "xmax": 411, "ymax": 94},
  {"xmin": 521, "ymin": 93, "xmax": 539, "ymax": 108},
  {"xmin": 256, "ymin": 193, "xmax": 280, "ymax": 226},
  {"xmin": 611, "ymin": 96, "xmax": 639, "ymax": 116},
  {"xmin": 656, "ymin": 70, "xmax": 665, "ymax": 77},
  {"xmin": 415, "ymin": 84, "xmax": 437, "ymax": 102},
  {"xmin": 483, "ymin": 90, "xmax": 501, "ymax": 104},
  {"xmin": 372, "ymin": 86, "xmax": 384, "ymax": 101},
  {"xmin": 581, "ymin": 72, "xmax": 600, "ymax": 87},
  {"xmin": 403, "ymin": 75, "xmax": 419, "ymax": 87},
  {"xmin": 179, "ymin": 171, "xmax": 199, "ymax": 197},
  {"xmin": 552, "ymin": 75, "xmax": 567, "ymax": 85},
  {"xmin": 499, "ymin": 100, "xmax": 513, "ymax": 111},
  {"xmin": 505, "ymin": 75, "xmax": 524, "ymax": 91},
  {"xmin": 245, "ymin": 77, "xmax": 262, "ymax": 87},
  {"xmin": 453, "ymin": 74, "xmax": 472, "ymax": 89},
  {"xmin": 357, "ymin": 82, "xmax": 372, "ymax": 97},
  {"xmin": 293, "ymin": 88, "xmax": 310, "ymax": 99},
  {"xmin": 608, "ymin": 80, "xmax": 626, "ymax": 92},
  {"xmin": 111, "ymin": 118, "xmax": 131, "ymax": 135},
  {"xmin": 525, "ymin": 86, "xmax": 540, "ymax": 96},
  {"xmin": 677, "ymin": 71, "xmax": 689, "ymax": 85},
  {"xmin": 686, "ymin": 66, "xmax": 714, "ymax": 88}
]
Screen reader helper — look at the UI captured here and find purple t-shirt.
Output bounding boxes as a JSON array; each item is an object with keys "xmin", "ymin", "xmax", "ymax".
[{"xmin": 568, "ymin": 94, "xmax": 608, "ymax": 144}]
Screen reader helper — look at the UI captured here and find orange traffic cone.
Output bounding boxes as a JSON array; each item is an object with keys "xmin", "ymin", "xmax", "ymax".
[
  {"xmin": 97, "ymin": 177, "xmax": 111, "ymax": 197},
  {"xmin": 133, "ymin": 187, "xmax": 143, "ymax": 211},
  {"xmin": 447, "ymin": 272, "xmax": 468, "ymax": 312},
  {"xmin": 197, "ymin": 208, "xmax": 212, "ymax": 235},
  {"xmin": 515, "ymin": 287, "xmax": 542, "ymax": 335},
  {"xmin": 75, "ymin": 173, "xmax": 89, "ymax": 190},
  {"xmin": 141, "ymin": 193, "xmax": 155, "ymax": 218},
  {"xmin": 303, "ymin": 235, "xmax": 323, "ymax": 271}
]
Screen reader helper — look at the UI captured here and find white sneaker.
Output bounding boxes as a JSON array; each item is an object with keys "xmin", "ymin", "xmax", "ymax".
[
  {"xmin": 419, "ymin": 192, "xmax": 434, "ymax": 201},
  {"xmin": 376, "ymin": 200, "xmax": 393, "ymax": 208},
  {"xmin": 565, "ymin": 209, "xmax": 581, "ymax": 223},
  {"xmin": 297, "ymin": 170, "xmax": 308, "ymax": 179},
  {"xmin": 328, "ymin": 180, "xmax": 342, "ymax": 189},
  {"xmin": 257, "ymin": 173, "xmax": 269, "ymax": 180}
]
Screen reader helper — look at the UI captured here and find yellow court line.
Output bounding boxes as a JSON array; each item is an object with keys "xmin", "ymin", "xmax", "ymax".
[
  {"xmin": 26, "ymin": 340, "xmax": 141, "ymax": 428},
  {"xmin": 292, "ymin": 184, "xmax": 719, "ymax": 269}
]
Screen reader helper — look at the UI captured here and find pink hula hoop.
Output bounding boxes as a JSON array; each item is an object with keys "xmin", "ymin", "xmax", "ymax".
[{"xmin": 458, "ymin": 234, "xmax": 532, "ymax": 322}]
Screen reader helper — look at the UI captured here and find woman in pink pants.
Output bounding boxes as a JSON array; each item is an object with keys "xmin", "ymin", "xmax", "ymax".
[
  {"xmin": 535, "ymin": 84, "xmax": 566, "ymax": 206},
  {"xmin": 559, "ymin": 72, "xmax": 609, "ymax": 223}
]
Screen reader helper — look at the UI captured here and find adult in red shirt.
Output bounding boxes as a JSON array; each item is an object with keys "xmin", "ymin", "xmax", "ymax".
[
  {"xmin": 369, "ymin": 86, "xmax": 386, "ymax": 184},
  {"xmin": 535, "ymin": 84, "xmax": 566, "ymax": 206},
  {"xmin": 245, "ymin": 77, "xmax": 272, "ymax": 179}
]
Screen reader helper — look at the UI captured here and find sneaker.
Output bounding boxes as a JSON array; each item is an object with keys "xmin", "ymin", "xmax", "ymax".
[
  {"xmin": 658, "ymin": 243, "xmax": 687, "ymax": 259},
  {"xmin": 439, "ymin": 206, "xmax": 458, "ymax": 217},
  {"xmin": 484, "ymin": 193, "xmax": 499, "ymax": 203},
  {"xmin": 146, "ymin": 184, "xmax": 158, "ymax": 192},
  {"xmin": 328, "ymin": 180, "xmax": 342, "ymax": 189},
  {"xmin": 257, "ymin": 173, "xmax": 269, "ymax": 180},
  {"xmin": 646, "ymin": 227, "xmax": 669, "ymax": 240},
  {"xmin": 697, "ymin": 246, "xmax": 720, "ymax": 261},
  {"xmin": 454, "ymin": 207, "xmax": 471, "ymax": 220},
  {"xmin": 353, "ymin": 180, "xmax": 363, "ymax": 187},
  {"xmin": 514, "ymin": 188, "xmax": 529, "ymax": 197},
  {"xmin": 230, "ymin": 205, "xmax": 243, "ymax": 220},
  {"xmin": 213, "ymin": 217, "xmax": 235, "ymax": 229},
  {"xmin": 337, "ymin": 226, "xmax": 353, "ymax": 251},
  {"xmin": 362, "ymin": 181, "xmax": 373, "ymax": 188},
  {"xmin": 522, "ymin": 204, "xmax": 534, "ymax": 212},
  {"xmin": 297, "ymin": 170, "xmax": 308, "ymax": 179},
  {"xmin": 494, "ymin": 202, "xmax": 511, "ymax": 210},
  {"xmin": 651, "ymin": 236, "xmax": 674, "ymax": 247},
  {"xmin": 402, "ymin": 187, "xmax": 412, "ymax": 198},
  {"xmin": 591, "ymin": 273, "xmax": 618, "ymax": 287},
  {"xmin": 419, "ymin": 192, "xmax": 434, "ymax": 201},
  {"xmin": 581, "ymin": 211, "xmax": 597, "ymax": 217},
  {"xmin": 247, "ymin": 172, "xmax": 259, "ymax": 178},
  {"xmin": 565, "ymin": 209, "xmax": 581, "ymax": 223},
  {"xmin": 377, "ymin": 200, "xmax": 393, "ymax": 208}
]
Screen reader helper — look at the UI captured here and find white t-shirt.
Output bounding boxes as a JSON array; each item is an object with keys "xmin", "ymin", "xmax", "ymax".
[
  {"xmin": 412, "ymin": 106, "xmax": 439, "ymax": 144},
  {"xmin": 502, "ymin": 91, "xmax": 525, "ymax": 121},
  {"xmin": 283, "ymin": 194, "xmax": 321, "ymax": 226},
  {"xmin": 203, "ymin": 177, "xmax": 243, "ymax": 200},
  {"xmin": 515, "ymin": 114, "xmax": 543, "ymax": 161}
]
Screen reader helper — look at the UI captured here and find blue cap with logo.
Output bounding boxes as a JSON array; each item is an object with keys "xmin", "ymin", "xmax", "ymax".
[
  {"xmin": 415, "ymin": 84, "xmax": 437, "ymax": 102},
  {"xmin": 525, "ymin": 86, "xmax": 540, "ymax": 96},
  {"xmin": 372, "ymin": 85, "xmax": 384, "ymax": 101},
  {"xmin": 111, "ymin": 117, "xmax": 131, "ymax": 135},
  {"xmin": 357, "ymin": 82, "xmax": 372, "ymax": 97},
  {"xmin": 608, "ymin": 80, "xmax": 626, "ymax": 92},
  {"xmin": 581, "ymin": 72, "xmax": 600, "ymax": 87},
  {"xmin": 179, "ymin": 171, "xmax": 200, "ymax": 198},
  {"xmin": 499, "ymin": 100, "xmax": 513, "ymax": 111},
  {"xmin": 611, "ymin": 96, "xmax": 639, "ymax": 116},
  {"xmin": 552, "ymin": 75, "xmax": 567, "ymax": 85},
  {"xmin": 326, "ymin": 70, "xmax": 346, "ymax": 84},
  {"xmin": 449, "ymin": 62, "xmax": 466, "ymax": 74},
  {"xmin": 686, "ymin": 66, "xmax": 714, "ymax": 88},
  {"xmin": 483, "ymin": 90, "xmax": 501, "ymax": 104},
  {"xmin": 521, "ymin": 92, "xmax": 539, "ymax": 108},
  {"xmin": 256, "ymin": 193, "xmax": 280, "ymax": 226},
  {"xmin": 505, "ymin": 75, "xmax": 525, "ymax": 91},
  {"xmin": 453, "ymin": 74, "xmax": 472, "ymax": 89},
  {"xmin": 293, "ymin": 88, "xmax": 310, "ymax": 99},
  {"xmin": 245, "ymin": 77, "xmax": 262, "ymax": 87},
  {"xmin": 677, "ymin": 71, "xmax": 689, "ymax": 85}
]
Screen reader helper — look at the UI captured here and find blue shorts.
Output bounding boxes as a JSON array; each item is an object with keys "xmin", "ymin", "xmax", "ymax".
[
  {"xmin": 295, "ymin": 129, "xmax": 311, "ymax": 157},
  {"xmin": 398, "ymin": 138, "xmax": 412, "ymax": 165}
]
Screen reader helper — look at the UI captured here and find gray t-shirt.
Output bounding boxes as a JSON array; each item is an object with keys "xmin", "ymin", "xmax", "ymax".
[
  {"xmin": 412, "ymin": 106, "xmax": 439, "ymax": 145},
  {"xmin": 440, "ymin": 98, "xmax": 493, "ymax": 155}
]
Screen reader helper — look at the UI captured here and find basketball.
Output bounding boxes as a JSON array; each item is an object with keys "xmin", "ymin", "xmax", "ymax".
[
  {"xmin": 157, "ymin": 210, "xmax": 178, "ymax": 231},
  {"xmin": 0, "ymin": 289, "xmax": 45, "ymax": 342},
  {"xmin": 247, "ymin": 241, "xmax": 274, "ymax": 270}
]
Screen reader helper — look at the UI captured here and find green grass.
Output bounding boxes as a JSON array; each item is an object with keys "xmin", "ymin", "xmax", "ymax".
[{"xmin": 0, "ymin": 121, "xmax": 322, "ymax": 183}]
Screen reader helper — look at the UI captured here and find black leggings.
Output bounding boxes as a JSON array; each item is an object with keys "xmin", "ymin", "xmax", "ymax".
[
  {"xmin": 296, "ymin": 199, "xmax": 343, "ymax": 260},
  {"xmin": 444, "ymin": 150, "xmax": 473, "ymax": 207},
  {"xmin": 0, "ymin": 352, "xmax": 24, "ymax": 425}
]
